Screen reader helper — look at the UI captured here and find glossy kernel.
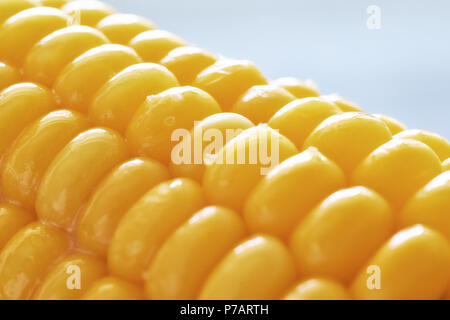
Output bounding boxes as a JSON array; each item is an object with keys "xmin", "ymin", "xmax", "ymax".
[
  {"xmin": 0, "ymin": 222, "xmax": 70, "ymax": 300},
  {"xmin": 32, "ymin": 253, "xmax": 106, "ymax": 300},
  {"xmin": 108, "ymin": 178, "xmax": 205, "ymax": 282},
  {"xmin": 54, "ymin": 44, "xmax": 142, "ymax": 112},
  {"xmin": 271, "ymin": 77, "xmax": 319, "ymax": 99},
  {"xmin": 352, "ymin": 139, "xmax": 442, "ymax": 210},
  {"xmin": 203, "ymin": 125, "xmax": 298, "ymax": 212},
  {"xmin": 231, "ymin": 84, "xmax": 296, "ymax": 124},
  {"xmin": 290, "ymin": 186, "xmax": 394, "ymax": 282},
  {"xmin": 373, "ymin": 113, "xmax": 407, "ymax": 135},
  {"xmin": 394, "ymin": 129, "xmax": 450, "ymax": 161},
  {"xmin": 304, "ymin": 112, "xmax": 392, "ymax": 175},
  {"xmin": 77, "ymin": 157, "xmax": 170, "ymax": 256},
  {"xmin": 130, "ymin": 30, "xmax": 187, "ymax": 62},
  {"xmin": 39, "ymin": 0, "xmax": 71, "ymax": 8},
  {"xmin": 0, "ymin": 82, "xmax": 56, "ymax": 158},
  {"xmin": 61, "ymin": 0, "xmax": 115, "ymax": 27},
  {"xmin": 0, "ymin": 203, "xmax": 34, "ymax": 250},
  {"xmin": 36, "ymin": 128, "xmax": 129, "ymax": 230},
  {"xmin": 283, "ymin": 278, "xmax": 350, "ymax": 300},
  {"xmin": 351, "ymin": 225, "xmax": 450, "ymax": 300},
  {"xmin": 400, "ymin": 171, "xmax": 450, "ymax": 241},
  {"xmin": 0, "ymin": 0, "xmax": 37, "ymax": 25},
  {"xmin": 126, "ymin": 86, "xmax": 221, "ymax": 163},
  {"xmin": 97, "ymin": 13, "xmax": 156, "ymax": 44},
  {"xmin": 161, "ymin": 46, "xmax": 217, "ymax": 85},
  {"xmin": 199, "ymin": 235, "xmax": 296, "ymax": 300},
  {"xmin": 193, "ymin": 59, "xmax": 268, "ymax": 111},
  {"xmin": 1, "ymin": 110, "xmax": 89, "ymax": 210},
  {"xmin": 81, "ymin": 277, "xmax": 144, "ymax": 300},
  {"xmin": 268, "ymin": 97, "xmax": 341, "ymax": 149},
  {"xmin": 145, "ymin": 206, "xmax": 247, "ymax": 300},
  {"xmin": 321, "ymin": 94, "xmax": 362, "ymax": 112},
  {"xmin": 90, "ymin": 63, "xmax": 179, "ymax": 133},
  {"xmin": 24, "ymin": 25, "xmax": 109, "ymax": 87},
  {"xmin": 0, "ymin": 7, "xmax": 71, "ymax": 67},
  {"xmin": 244, "ymin": 147, "xmax": 346, "ymax": 239}
]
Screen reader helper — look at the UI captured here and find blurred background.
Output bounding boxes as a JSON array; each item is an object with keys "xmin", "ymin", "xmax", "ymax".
[{"xmin": 107, "ymin": 0, "xmax": 450, "ymax": 139}]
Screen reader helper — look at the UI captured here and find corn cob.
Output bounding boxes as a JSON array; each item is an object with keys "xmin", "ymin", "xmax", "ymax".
[{"xmin": 0, "ymin": 0, "xmax": 449, "ymax": 301}]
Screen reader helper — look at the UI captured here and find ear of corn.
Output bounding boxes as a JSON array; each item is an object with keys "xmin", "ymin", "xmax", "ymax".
[{"xmin": 0, "ymin": 0, "xmax": 449, "ymax": 300}]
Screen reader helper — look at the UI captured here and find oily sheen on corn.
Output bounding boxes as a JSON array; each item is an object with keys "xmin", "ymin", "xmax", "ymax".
[{"xmin": 0, "ymin": 0, "xmax": 449, "ymax": 300}]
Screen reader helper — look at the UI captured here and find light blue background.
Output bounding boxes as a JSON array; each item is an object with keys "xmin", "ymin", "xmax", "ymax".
[{"xmin": 106, "ymin": 0, "xmax": 449, "ymax": 139}]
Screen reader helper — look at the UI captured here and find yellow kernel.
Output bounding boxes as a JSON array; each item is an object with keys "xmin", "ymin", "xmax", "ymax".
[
  {"xmin": 351, "ymin": 225, "xmax": 450, "ymax": 300},
  {"xmin": 169, "ymin": 112, "xmax": 254, "ymax": 182},
  {"xmin": 32, "ymin": 253, "xmax": 106, "ymax": 300},
  {"xmin": 108, "ymin": 178, "xmax": 205, "ymax": 282},
  {"xmin": 290, "ymin": 186, "xmax": 393, "ymax": 282},
  {"xmin": 400, "ymin": 171, "xmax": 450, "ymax": 241},
  {"xmin": 352, "ymin": 139, "xmax": 442, "ymax": 210},
  {"xmin": 268, "ymin": 97, "xmax": 341, "ymax": 149},
  {"xmin": 203, "ymin": 125, "xmax": 298, "ymax": 212},
  {"xmin": 130, "ymin": 29, "xmax": 187, "ymax": 62},
  {"xmin": 97, "ymin": 13, "xmax": 156, "ymax": 44},
  {"xmin": 0, "ymin": 0, "xmax": 37, "ymax": 25},
  {"xmin": 193, "ymin": 59, "xmax": 268, "ymax": 110},
  {"xmin": 61, "ymin": 0, "xmax": 115, "ymax": 27},
  {"xmin": 145, "ymin": 206, "xmax": 247, "ymax": 300},
  {"xmin": 36, "ymin": 128, "xmax": 129, "ymax": 230},
  {"xmin": 81, "ymin": 277, "xmax": 144, "ymax": 300},
  {"xmin": 76, "ymin": 157, "xmax": 170, "ymax": 256},
  {"xmin": 0, "ymin": 82, "xmax": 55, "ymax": 158},
  {"xmin": 373, "ymin": 113, "xmax": 407, "ymax": 135},
  {"xmin": 271, "ymin": 77, "xmax": 319, "ymax": 98},
  {"xmin": 0, "ymin": 7, "xmax": 71, "ymax": 67},
  {"xmin": 304, "ymin": 112, "xmax": 392, "ymax": 175},
  {"xmin": 321, "ymin": 94, "xmax": 362, "ymax": 112},
  {"xmin": 161, "ymin": 46, "xmax": 217, "ymax": 85},
  {"xmin": 127, "ymin": 86, "xmax": 221, "ymax": 163},
  {"xmin": 1, "ymin": 110, "xmax": 89, "ymax": 210},
  {"xmin": 231, "ymin": 84, "xmax": 296, "ymax": 124},
  {"xmin": 244, "ymin": 147, "xmax": 346, "ymax": 239},
  {"xmin": 0, "ymin": 222, "xmax": 70, "ymax": 300},
  {"xmin": 283, "ymin": 278, "xmax": 350, "ymax": 300},
  {"xmin": 90, "ymin": 62, "xmax": 179, "ymax": 133},
  {"xmin": 199, "ymin": 235, "xmax": 296, "ymax": 300},
  {"xmin": 24, "ymin": 25, "xmax": 109, "ymax": 87},
  {"xmin": 0, "ymin": 62, "xmax": 20, "ymax": 91},
  {"xmin": 39, "ymin": 0, "xmax": 71, "ymax": 8},
  {"xmin": 0, "ymin": 203, "xmax": 34, "ymax": 250},
  {"xmin": 394, "ymin": 129, "xmax": 450, "ymax": 161},
  {"xmin": 54, "ymin": 43, "xmax": 142, "ymax": 112}
]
